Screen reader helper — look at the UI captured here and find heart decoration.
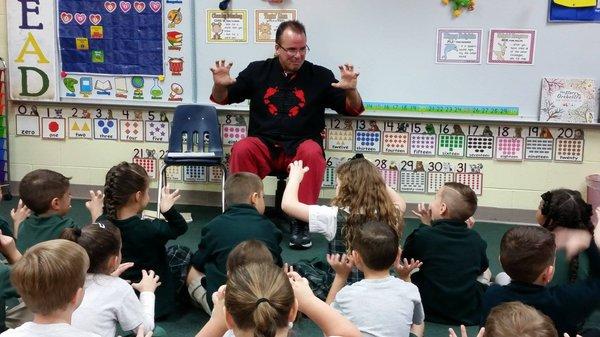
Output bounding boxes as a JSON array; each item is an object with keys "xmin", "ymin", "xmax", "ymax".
[
  {"xmin": 60, "ymin": 12, "xmax": 73, "ymax": 24},
  {"xmin": 119, "ymin": 1, "xmax": 132, "ymax": 13},
  {"xmin": 74, "ymin": 13, "xmax": 87, "ymax": 25},
  {"xmin": 133, "ymin": 1, "xmax": 145, "ymax": 13},
  {"xmin": 89, "ymin": 14, "xmax": 102, "ymax": 25},
  {"xmin": 149, "ymin": 1, "xmax": 161, "ymax": 12},
  {"xmin": 104, "ymin": 1, "xmax": 117, "ymax": 12}
]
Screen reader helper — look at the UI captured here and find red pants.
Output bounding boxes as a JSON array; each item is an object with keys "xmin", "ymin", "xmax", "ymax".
[{"xmin": 229, "ymin": 137, "xmax": 325, "ymax": 204}]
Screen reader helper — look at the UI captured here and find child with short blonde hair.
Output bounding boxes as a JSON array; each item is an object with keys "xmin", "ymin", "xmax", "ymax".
[{"xmin": 1, "ymin": 239, "xmax": 98, "ymax": 337}]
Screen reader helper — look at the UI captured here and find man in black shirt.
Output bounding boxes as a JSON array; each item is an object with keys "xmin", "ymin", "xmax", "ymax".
[{"xmin": 210, "ymin": 20, "xmax": 364, "ymax": 249}]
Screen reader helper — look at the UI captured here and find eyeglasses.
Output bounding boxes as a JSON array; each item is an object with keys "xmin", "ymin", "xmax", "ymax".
[{"xmin": 277, "ymin": 44, "xmax": 310, "ymax": 56}]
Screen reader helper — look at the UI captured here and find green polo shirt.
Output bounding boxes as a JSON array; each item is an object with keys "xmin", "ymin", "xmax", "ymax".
[{"xmin": 16, "ymin": 214, "xmax": 76, "ymax": 253}]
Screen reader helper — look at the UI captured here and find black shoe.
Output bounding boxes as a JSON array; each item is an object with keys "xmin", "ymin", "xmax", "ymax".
[{"xmin": 289, "ymin": 220, "xmax": 312, "ymax": 249}]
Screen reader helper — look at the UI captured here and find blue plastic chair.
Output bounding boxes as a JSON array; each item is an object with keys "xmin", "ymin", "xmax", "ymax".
[{"xmin": 158, "ymin": 104, "xmax": 227, "ymax": 213}]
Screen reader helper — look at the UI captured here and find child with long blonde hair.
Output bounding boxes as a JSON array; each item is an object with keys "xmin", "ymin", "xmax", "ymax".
[{"xmin": 282, "ymin": 156, "xmax": 406, "ymax": 286}]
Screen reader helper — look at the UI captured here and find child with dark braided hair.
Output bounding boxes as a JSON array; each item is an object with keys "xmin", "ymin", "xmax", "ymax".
[{"xmin": 98, "ymin": 162, "xmax": 188, "ymax": 319}]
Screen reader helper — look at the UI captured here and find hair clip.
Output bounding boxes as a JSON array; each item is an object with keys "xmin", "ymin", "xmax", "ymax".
[{"xmin": 350, "ymin": 153, "xmax": 364, "ymax": 160}]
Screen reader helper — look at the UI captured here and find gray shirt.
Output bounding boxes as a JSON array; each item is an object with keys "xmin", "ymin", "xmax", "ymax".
[{"xmin": 331, "ymin": 276, "xmax": 424, "ymax": 337}]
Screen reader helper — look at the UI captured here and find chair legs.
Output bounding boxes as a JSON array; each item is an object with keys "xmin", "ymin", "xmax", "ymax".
[{"xmin": 157, "ymin": 163, "xmax": 227, "ymax": 217}]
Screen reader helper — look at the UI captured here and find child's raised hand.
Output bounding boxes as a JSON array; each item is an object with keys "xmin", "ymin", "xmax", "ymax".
[
  {"xmin": 0, "ymin": 230, "xmax": 20, "ymax": 263},
  {"xmin": 465, "ymin": 216, "xmax": 475, "ymax": 229},
  {"xmin": 394, "ymin": 254, "xmax": 423, "ymax": 281},
  {"xmin": 287, "ymin": 271, "xmax": 316, "ymax": 310},
  {"xmin": 10, "ymin": 199, "xmax": 31, "ymax": 228},
  {"xmin": 287, "ymin": 160, "xmax": 309, "ymax": 183},
  {"xmin": 85, "ymin": 190, "xmax": 104, "ymax": 222},
  {"xmin": 111, "ymin": 262, "xmax": 135, "ymax": 277},
  {"xmin": 412, "ymin": 203, "xmax": 432, "ymax": 225},
  {"xmin": 283, "ymin": 262, "xmax": 294, "ymax": 274},
  {"xmin": 132, "ymin": 269, "xmax": 161, "ymax": 293},
  {"xmin": 160, "ymin": 184, "xmax": 181, "ymax": 213},
  {"xmin": 326, "ymin": 253, "xmax": 353, "ymax": 278},
  {"xmin": 449, "ymin": 325, "xmax": 484, "ymax": 337},
  {"xmin": 554, "ymin": 226, "xmax": 592, "ymax": 259},
  {"xmin": 135, "ymin": 327, "xmax": 153, "ymax": 337}
]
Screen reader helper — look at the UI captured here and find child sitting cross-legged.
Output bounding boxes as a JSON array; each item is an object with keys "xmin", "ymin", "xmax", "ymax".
[
  {"xmin": 326, "ymin": 220, "xmax": 425, "ymax": 337},
  {"xmin": 402, "ymin": 182, "xmax": 489, "ymax": 325},
  {"xmin": 186, "ymin": 172, "xmax": 283, "ymax": 315},
  {"xmin": 62, "ymin": 223, "xmax": 162, "ymax": 337}
]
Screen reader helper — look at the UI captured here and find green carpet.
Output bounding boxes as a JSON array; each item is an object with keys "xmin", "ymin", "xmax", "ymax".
[{"xmin": 0, "ymin": 198, "xmax": 515, "ymax": 337}]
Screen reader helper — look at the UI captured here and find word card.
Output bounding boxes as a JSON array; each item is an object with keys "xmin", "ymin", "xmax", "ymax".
[
  {"xmin": 409, "ymin": 134, "xmax": 436, "ymax": 156},
  {"xmin": 327, "ymin": 129, "xmax": 354, "ymax": 151},
  {"xmin": 145, "ymin": 121, "xmax": 169, "ymax": 143},
  {"xmin": 427, "ymin": 172, "xmax": 455, "ymax": 194},
  {"xmin": 455, "ymin": 172, "xmax": 483, "ymax": 195},
  {"xmin": 133, "ymin": 157, "xmax": 157, "ymax": 179},
  {"xmin": 524, "ymin": 137, "xmax": 553, "ymax": 161},
  {"xmin": 68, "ymin": 118, "xmax": 93, "ymax": 139},
  {"xmin": 41, "ymin": 118, "xmax": 66, "ymax": 140},
  {"xmin": 184, "ymin": 166, "xmax": 207, "ymax": 182},
  {"xmin": 209, "ymin": 166, "xmax": 224, "ymax": 183},
  {"xmin": 120, "ymin": 120, "xmax": 144, "ymax": 142},
  {"xmin": 437, "ymin": 134, "xmax": 465, "ymax": 157},
  {"xmin": 400, "ymin": 171, "xmax": 426, "ymax": 193},
  {"xmin": 380, "ymin": 168, "xmax": 399, "ymax": 191},
  {"xmin": 555, "ymin": 138, "xmax": 584, "ymax": 162},
  {"xmin": 15, "ymin": 115, "xmax": 40, "ymax": 136},
  {"xmin": 322, "ymin": 166, "xmax": 336, "ymax": 188},
  {"xmin": 354, "ymin": 130, "xmax": 381, "ymax": 152},
  {"xmin": 221, "ymin": 124, "xmax": 247, "ymax": 145},
  {"xmin": 94, "ymin": 118, "xmax": 118, "ymax": 140},
  {"xmin": 495, "ymin": 137, "xmax": 524, "ymax": 161},
  {"xmin": 466, "ymin": 136, "xmax": 494, "ymax": 158},
  {"xmin": 382, "ymin": 132, "xmax": 409, "ymax": 154}
]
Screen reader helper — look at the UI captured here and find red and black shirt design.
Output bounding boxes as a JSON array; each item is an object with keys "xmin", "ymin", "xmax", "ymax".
[{"xmin": 214, "ymin": 57, "xmax": 363, "ymax": 155}]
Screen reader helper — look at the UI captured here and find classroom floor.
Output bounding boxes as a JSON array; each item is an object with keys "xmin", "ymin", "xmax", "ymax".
[{"xmin": 0, "ymin": 197, "xmax": 517, "ymax": 337}]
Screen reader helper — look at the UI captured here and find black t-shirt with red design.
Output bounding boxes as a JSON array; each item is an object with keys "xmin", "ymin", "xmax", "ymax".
[{"xmin": 221, "ymin": 57, "xmax": 363, "ymax": 155}]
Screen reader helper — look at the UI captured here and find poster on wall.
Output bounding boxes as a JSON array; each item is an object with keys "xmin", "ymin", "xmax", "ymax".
[
  {"xmin": 487, "ymin": 29, "xmax": 536, "ymax": 65},
  {"xmin": 7, "ymin": 0, "xmax": 194, "ymax": 104},
  {"xmin": 539, "ymin": 78, "xmax": 599, "ymax": 123},
  {"xmin": 6, "ymin": 0, "xmax": 58, "ymax": 100},
  {"xmin": 549, "ymin": 0, "xmax": 600, "ymax": 22},
  {"xmin": 206, "ymin": 9, "xmax": 248, "ymax": 43},
  {"xmin": 255, "ymin": 9, "xmax": 297, "ymax": 43},
  {"xmin": 435, "ymin": 29, "xmax": 483, "ymax": 64}
]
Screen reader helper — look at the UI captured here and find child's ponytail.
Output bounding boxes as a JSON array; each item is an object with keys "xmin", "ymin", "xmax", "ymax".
[{"xmin": 103, "ymin": 162, "xmax": 149, "ymax": 220}]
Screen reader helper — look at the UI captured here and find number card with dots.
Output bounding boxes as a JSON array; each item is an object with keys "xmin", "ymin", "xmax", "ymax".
[
  {"xmin": 119, "ymin": 120, "xmax": 144, "ymax": 142},
  {"xmin": 524, "ymin": 138, "xmax": 554, "ymax": 161},
  {"xmin": 380, "ymin": 168, "xmax": 399, "ymax": 191},
  {"xmin": 209, "ymin": 166, "xmax": 224, "ymax": 182},
  {"xmin": 221, "ymin": 125, "xmax": 247, "ymax": 145},
  {"xmin": 400, "ymin": 171, "xmax": 427, "ymax": 193},
  {"xmin": 495, "ymin": 137, "xmax": 524, "ymax": 161},
  {"xmin": 382, "ymin": 132, "xmax": 409, "ymax": 154},
  {"xmin": 322, "ymin": 166, "xmax": 336, "ymax": 188},
  {"xmin": 437, "ymin": 134, "xmax": 465, "ymax": 157},
  {"xmin": 327, "ymin": 129, "xmax": 354, "ymax": 151},
  {"xmin": 354, "ymin": 130, "xmax": 381, "ymax": 152},
  {"xmin": 409, "ymin": 134, "xmax": 437, "ymax": 156},
  {"xmin": 455, "ymin": 172, "xmax": 483, "ymax": 195},
  {"xmin": 184, "ymin": 166, "xmax": 207, "ymax": 182},
  {"xmin": 145, "ymin": 121, "xmax": 169, "ymax": 143},
  {"xmin": 133, "ymin": 157, "xmax": 157, "ymax": 180},
  {"xmin": 94, "ymin": 118, "xmax": 118, "ymax": 140},
  {"xmin": 554, "ymin": 138, "xmax": 584, "ymax": 162},
  {"xmin": 165, "ymin": 165, "xmax": 182, "ymax": 181},
  {"xmin": 42, "ymin": 118, "xmax": 66, "ymax": 140},
  {"xmin": 466, "ymin": 136, "xmax": 494, "ymax": 158},
  {"xmin": 427, "ymin": 172, "xmax": 455, "ymax": 194}
]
